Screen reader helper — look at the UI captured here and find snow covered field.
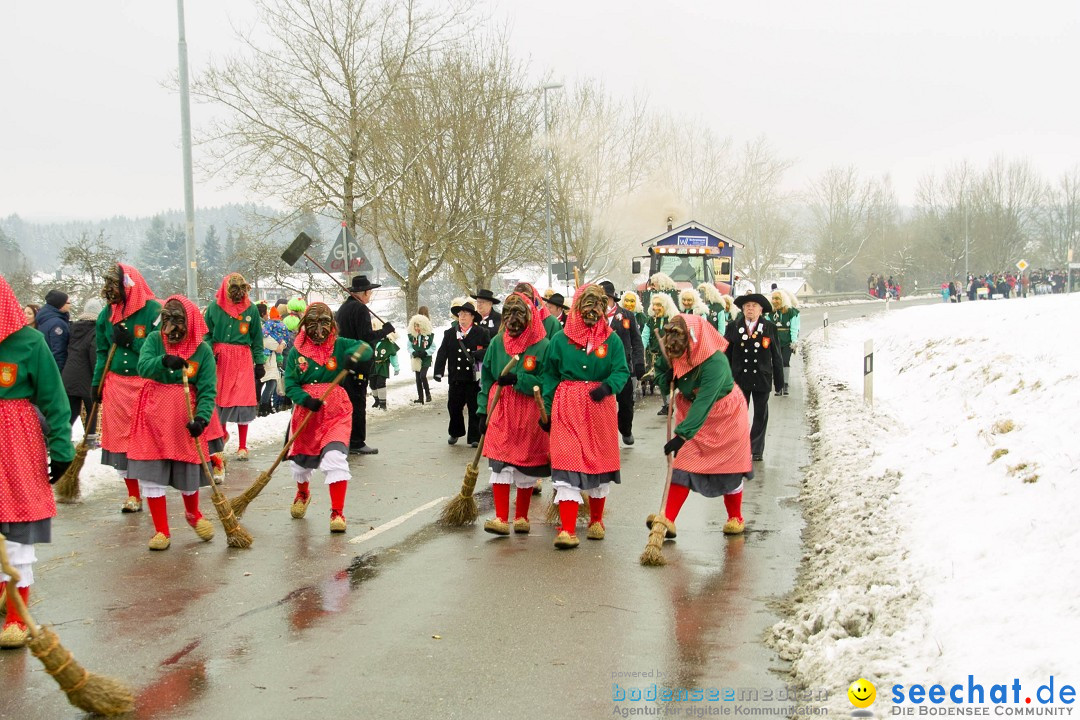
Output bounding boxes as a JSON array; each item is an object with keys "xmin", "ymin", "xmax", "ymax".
[{"xmin": 771, "ymin": 293, "xmax": 1080, "ymax": 711}]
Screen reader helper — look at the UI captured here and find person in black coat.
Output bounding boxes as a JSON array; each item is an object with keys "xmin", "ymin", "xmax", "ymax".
[
  {"xmin": 335, "ymin": 275, "xmax": 394, "ymax": 455},
  {"xmin": 36, "ymin": 289, "xmax": 71, "ymax": 371},
  {"xmin": 474, "ymin": 288, "xmax": 502, "ymax": 336},
  {"xmin": 433, "ymin": 301, "xmax": 490, "ymax": 447},
  {"xmin": 61, "ymin": 298, "xmax": 102, "ymax": 429},
  {"xmin": 724, "ymin": 293, "xmax": 784, "ymax": 461},
  {"xmin": 599, "ymin": 281, "xmax": 645, "ymax": 445}
]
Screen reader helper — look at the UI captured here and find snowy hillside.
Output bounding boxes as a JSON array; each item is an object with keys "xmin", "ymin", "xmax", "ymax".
[{"xmin": 772, "ymin": 293, "xmax": 1080, "ymax": 710}]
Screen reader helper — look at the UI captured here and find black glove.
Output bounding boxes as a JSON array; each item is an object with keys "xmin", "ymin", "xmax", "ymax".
[
  {"xmin": 412, "ymin": 350, "xmax": 426, "ymax": 359},
  {"xmin": 162, "ymin": 354, "xmax": 188, "ymax": 371},
  {"xmin": 254, "ymin": 364, "xmax": 266, "ymax": 381},
  {"xmin": 432, "ymin": 375, "xmax": 443, "ymax": 383},
  {"xmin": 538, "ymin": 417, "xmax": 551, "ymax": 433},
  {"xmin": 49, "ymin": 459, "xmax": 71, "ymax": 484},
  {"xmin": 91, "ymin": 385, "xmax": 101, "ymax": 403},
  {"xmin": 589, "ymin": 384, "xmax": 613, "ymax": 402},
  {"xmin": 496, "ymin": 373, "xmax": 517, "ymax": 387},
  {"xmin": 663, "ymin": 435, "xmax": 686, "ymax": 457},
  {"xmin": 344, "ymin": 353, "xmax": 364, "ymax": 375},
  {"xmin": 112, "ymin": 323, "xmax": 134, "ymax": 349},
  {"xmin": 477, "ymin": 415, "xmax": 487, "ymax": 434},
  {"xmin": 187, "ymin": 416, "xmax": 208, "ymax": 438},
  {"xmin": 301, "ymin": 396, "xmax": 323, "ymax": 412},
  {"xmin": 381, "ymin": 322, "xmax": 396, "ymax": 336},
  {"xmin": 634, "ymin": 363, "xmax": 646, "ymax": 380}
]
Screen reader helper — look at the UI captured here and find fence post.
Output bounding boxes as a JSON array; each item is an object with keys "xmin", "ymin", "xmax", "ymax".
[
  {"xmin": 823, "ymin": 312, "xmax": 829, "ymax": 345},
  {"xmin": 863, "ymin": 339, "xmax": 874, "ymax": 407}
]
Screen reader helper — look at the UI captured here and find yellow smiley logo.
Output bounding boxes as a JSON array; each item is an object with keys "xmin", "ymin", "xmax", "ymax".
[{"xmin": 848, "ymin": 678, "xmax": 876, "ymax": 708}]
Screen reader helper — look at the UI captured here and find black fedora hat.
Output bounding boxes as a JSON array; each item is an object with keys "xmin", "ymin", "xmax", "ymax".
[
  {"xmin": 598, "ymin": 280, "xmax": 620, "ymax": 301},
  {"xmin": 349, "ymin": 275, "xmax": 381, "ymax": 292},
  {"xmin": 544, "ymin": 293, "xmax": 569, "ymax": 311},
  {"xmin": 473, "ymin": 288, "xmax": 501, "ymax": 304},
  {"xmin": 450, "ymin": 300, "xmax": 483, "ymax": 321},
  {"xmin": 734, "ymin": 293, "xmax": 773, "ymax": 313}
]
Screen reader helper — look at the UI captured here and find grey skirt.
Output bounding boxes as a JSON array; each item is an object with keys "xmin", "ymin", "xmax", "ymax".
[
  {"xmin": 217, "ymin": 404, "xmax": 257, "ymax": 424},
  {"xmin": 552, "ymin": 469, "xmax": 621, "ymax": 490},
  {"xmin": 126, "ymin": 460, "xmax": 211, "ymax": 492},
  {"xmin": 489, "ymin": 459, "xmax": 550, "ymax": 478},
  {"xmin": 101, "ymin": 449, "xmax": 128, "ymax": 472},
  {"xmin": 671, "ymin": 468, "xmax": 751, "ymax": 498},
  {"xmin": 291, "ymin": 441, "xmax": 349, "ymax": 470},
  {"xmin": 0, "ymin": 518, "xmax": 51, "ymax": 544}
]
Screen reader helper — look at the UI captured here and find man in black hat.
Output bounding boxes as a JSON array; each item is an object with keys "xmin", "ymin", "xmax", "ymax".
[
  {"xmin": 543, "ymin": 293, "xmax": 568, "ymax": 327},
  {"xmin": 474, "ymin": 289, "xmax": 502, "ymax": 336},
  {"xmin": 599, "ymin": 280, "xmax": 645, "ymax": 445},
  {"xmin": 38, "ymin": 289, "xmax": 72, "ymax": 371},
  {"xmin": 433, "ymin": 300, "xmax": 490, "ymax": 447},
  {"xmin": 336, "ymin": 275, "xmax": 395, "ymax": 455},
  {"xmin": 724, "ymin": 293, "xmax": 784, "ymax": 461}
]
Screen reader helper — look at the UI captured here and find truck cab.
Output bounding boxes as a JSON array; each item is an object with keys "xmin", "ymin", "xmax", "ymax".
[{"xmin": 632, "ymin": 221, "xmax": 742, "ymax": 297}]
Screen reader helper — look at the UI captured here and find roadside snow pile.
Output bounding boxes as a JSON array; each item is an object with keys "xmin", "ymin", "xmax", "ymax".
[{"xmin": 771, "ymin": 293, "xmax": 1080, "ymax": 710}]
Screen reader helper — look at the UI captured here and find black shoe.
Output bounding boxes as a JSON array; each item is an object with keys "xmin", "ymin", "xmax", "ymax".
[
  {"xmin": 622, "ymin": 434, "xmax": 635, "ymax": 445},
  {"xmin": 425, "ymin": 394, "xmax": 432, "ymax": 403},
  {"xmin": 656, "ymin": 406, "xmax": 668, "ymax": 416},
  {"xmin": 469, "ymin": 441, "xmax": 479, "ymax": 448},
  {"xmin": 774, "ymin": 390, "xmax": 782, "ymax": 397},
  {"xmin": 782, "ymin": 386, "xmax": 789, "ymax": 396},
  {"xmin": 411, "ymin": 398, "xmax": 424, "ymax": 405},
  {"xmin": 351, "ymin": 444, "xmax": 378, "ymax": 455},
  {"xmin": 448, "ymin": 436, "xmax": 459, "ymax": 445},
  {"xmin": 752, "ymin": 453, "xmax": 763, "ymax": 461}
]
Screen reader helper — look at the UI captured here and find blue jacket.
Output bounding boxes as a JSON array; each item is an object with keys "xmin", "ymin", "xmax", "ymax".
[{"xmin": 36, "ymin": 304, "xmax": 71, "ymax": 372}]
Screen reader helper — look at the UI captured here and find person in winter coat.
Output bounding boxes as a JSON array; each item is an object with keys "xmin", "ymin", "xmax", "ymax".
[
  {"xmin": 698, "ymin": 283, "xmax": 729, "ymax": 331},
  {"xmin": 0, "ymin": 276, "xmax": 75, "ymax": 649},
  {"xmin": 433, "ymin": 301, "xmax": 490, "ymax": 447},
  {"xmin": 260, "ymin": 333, "xmax": 285, "ymax": 416},
  {"xmin": 642, "ymin": 292, "xmax": 678, "ymax": 413},
  {"xmin": 369, "ymin": 319, "xmax": 399, "ymax": 410},
  {"xmin": 61, "ymin": 298, "xmax": 102, "ymax": 428},
  {"xmin": 599, "ymin": 281, "xmax": 645, "ymax": 445},
  {"xmin": 767, "ymin": 289, "xmax": 800, "ymax": 396},
  {"xmin": 724, "ymin": 294, "xmax": 784, "ymax": 461},
  {"xmin": 36, "ymin": 290, "xmax": 71, "ymax": 372},
  {"xmin": 407, "ymin": 313, "xmax": 435, "ymax": 405},
  {"xmin": 336, "ymin": 275, "xmax": 394, "ymax": 455},
  {"xmin": 22, "ymin": 304, "xmax": 39, "ymax": 330}
]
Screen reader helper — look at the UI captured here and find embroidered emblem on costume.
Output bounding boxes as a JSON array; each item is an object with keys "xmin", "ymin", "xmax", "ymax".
[
  {"xmin": 0, "ymin": 362, "xmax": 17, "ymax": 387},
  {"xmin": 297, "ymin": 357, "xmax": 309, "ymax": 373},
  {"xmin": 622, "ymin": 318, "xmax": 630, "ymax": 329},
  {"xmin": 239, "ymin": 322, "xmax": 250, "ymax": 335},
  {"xmin": 327, "ymin": 357, "xmax": 338, "ymax": 370},
  {"xmin": 523, "ymin": 355, "xmax": 537, "ymax": 372},
  {"xmin": 53, "ymin": 326, "xmax": 63, "ymax": 335},
  {"xmin": 595, "ymin": 344, "xmax": 608, "ymax": 359},
  {"xmin": 184, "ymin": 361, "xmax": 199, "ymax": 378},
  {"xmin": 134, "ymin": 325, "xmax": 146, "ymax": 338},
  {"xmin": 762, "ymin": 337, "xmax": 771, "ymax": 348}
]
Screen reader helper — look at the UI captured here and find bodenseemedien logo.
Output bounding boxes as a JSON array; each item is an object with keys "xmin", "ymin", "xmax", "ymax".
[{"xmin": 850, "ymin": 679, "xmax": 877, "ymax": 719}]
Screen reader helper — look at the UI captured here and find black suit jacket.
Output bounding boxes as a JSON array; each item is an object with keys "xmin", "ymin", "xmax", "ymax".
[
  {"xmin": 433, "ymin": 324, "xmax": 490, "ymax": 385},
  {"xmin": 608, "ymin": 309, "xmax": 645, "ymax": 378},
  {"xmin": 478, "ymin": 310, "xmax": 501, "ymax": 337},
  {"xmin": 724, "ymin": 318, "xmax": 785, "ymax": 393}
]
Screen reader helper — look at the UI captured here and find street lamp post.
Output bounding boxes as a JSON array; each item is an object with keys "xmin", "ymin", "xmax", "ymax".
[
  {"xmin": 177, "ymin": 0, "xmax": 198, "ymax": 300},
  {"xmin": 542, "ymin": 82, "xmax": 562, "ymax": 290}
]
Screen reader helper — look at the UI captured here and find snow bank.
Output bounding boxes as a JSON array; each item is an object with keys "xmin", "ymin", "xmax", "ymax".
[{"xmin": 771, "ymin": 293, "xmax": 1080, "ymax": 711}]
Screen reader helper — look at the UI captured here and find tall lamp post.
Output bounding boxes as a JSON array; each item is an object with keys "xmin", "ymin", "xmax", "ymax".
[
  {"xmin": 177, "ymin": 0, "xmax": 198, "ymax": 300},
  {"xmin": 542, "ymin": 82, "xmax": 563, "ymax": 290}
]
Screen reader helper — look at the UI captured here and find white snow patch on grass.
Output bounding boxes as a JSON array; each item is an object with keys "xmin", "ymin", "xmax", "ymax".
[{"xmin": 771, "ymin": 293, "xmax": 1080, "ymax": 711}]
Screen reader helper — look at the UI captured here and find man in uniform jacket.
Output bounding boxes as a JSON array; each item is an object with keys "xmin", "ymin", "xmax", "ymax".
[
  {"xmin": 433, "ymin": 301, "xmax": 490, "ymax": 447},
  {"xmin": 36, "ymin": 290, "xmax": 71, "ymax": 372},
  {"xmin": 599, "ymin": 281, "xmax": 645, "ymax": 445},
  {"xmin": 474, "ymin": 288, "xmax": 502, "ymax": 336},
  {"xmin": 335, "ymin": 275, "xmax": 394, "ymax": 455},
  {"xmin": 724, "ymin": 293, "xmax": 784, "ymax": 461}
]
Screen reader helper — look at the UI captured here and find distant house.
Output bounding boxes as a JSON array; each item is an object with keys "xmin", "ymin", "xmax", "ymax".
[{"xmin": 739, "ymin": 254, "xmax": 816, "ymax": 297}]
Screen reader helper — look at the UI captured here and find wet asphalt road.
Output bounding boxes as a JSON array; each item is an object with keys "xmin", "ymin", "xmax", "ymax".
[{"xmin": 1, "ymin": 296, "xmax": 934, "ymax": 719}]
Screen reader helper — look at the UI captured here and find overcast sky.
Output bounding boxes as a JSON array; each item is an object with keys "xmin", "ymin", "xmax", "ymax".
[{"xmin": 2, "ymin": 0, "xmax": 1078, "ymax": 221}]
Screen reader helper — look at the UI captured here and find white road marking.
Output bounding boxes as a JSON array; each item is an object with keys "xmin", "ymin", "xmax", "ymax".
[{"xmin": 348, "ymin": 496, "xmax": 450, "ymax": 544}]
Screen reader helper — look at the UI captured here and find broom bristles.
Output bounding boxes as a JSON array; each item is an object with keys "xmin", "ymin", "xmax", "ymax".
[
  {"xmin": 639, "ymin": 523, "xmax": 668, "ymax": 566},
  {"xmin": 211, "ymin": 492, "xmax": 253, "ymax": 548},
  {"xmin": 28, "ymin": 626, "xmax": 135, "ymax": 716},
  {"xmin": 439, "ymin": 463, "xmax": 480, "ymax": 526},
  {"xmin": 54, "ymin": 444, "xmax": 89, "ymax": 503},
  {"xmin": 229, "ymin": 471, "xmax": 271, "ymax": 518}
]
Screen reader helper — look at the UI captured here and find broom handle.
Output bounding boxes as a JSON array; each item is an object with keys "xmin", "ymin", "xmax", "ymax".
[
  {"xmin": 532, "ymin": 386, "xmax": 549, "ymax": 425},
  {"xmin": 79, "ymin": 344, "xmax": 117, "ymax": 449},
  {"xmin": 469, "ymin": 355, "xmax": 520, "ymax": 470},
  {"xmin": 263, "ymin": 344, "xmax": 367, "ymax": 480},
  {"xmin": 0, "ymin": 532, "xmax": 41, "ymax": 640},
  {"xmin": 655, "ymin": 328, "xmax": 678, "ymax": 515},
  {"xmin": 181, "ymin": 374, "xmax": 227, "ymax": 502}
]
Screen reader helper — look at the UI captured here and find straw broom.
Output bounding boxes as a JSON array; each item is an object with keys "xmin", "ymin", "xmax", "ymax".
[
  {"xmin": 438, "ymin": 355, "xmax": 519, "ymax": 527},
  {"xmin": 640, "ymin": 385, "xmax": 677, "ymax": 566},
  {"xmin": 0, "ymin": 532, "xmax": 135, "ymax": 716},
  {"xmin": 229, "ymin": 344, "xmax": 368, "ymax": 518},
  {"xmin": 55, "ymin": 344, "xmax": 116, "ymax": 503},
  {"xmin": 182, "ymin": 375, "xmax": 253, "ymax": 549}
]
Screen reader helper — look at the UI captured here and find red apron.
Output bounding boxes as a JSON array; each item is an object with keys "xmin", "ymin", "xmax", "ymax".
[
  {"xmin": 484, "ymin": 386, "xmax": 549, "ymax": 469},
  {"xmin": 0, "ymin": 398, "xmax": 54, "ymax": 523},
  {"xmin": 289, "ymin": 384, "xmax": 351, "ymax": 458},
  {"xmin": 672, "ymin": 389, "xmax": 752, "ymax": 475},
  {"xmin": 550, "ymin": 381, "xmax": 619, "ymax": 474},
  {"xmin": 127, "ymin": 382, "xmax": 226, "ymax": 464},
  {"xmin": 213, "ymin": 342, "xmax": 256, "ymax": 408},
  {"xmin": 101, "ymin": 372, "xmax": 150, "ymax": 455}
]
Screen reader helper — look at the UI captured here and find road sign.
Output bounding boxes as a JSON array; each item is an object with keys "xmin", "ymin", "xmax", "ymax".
[
  {"xmin": 325, "ymin": 225, "xmax": 373, "ymax": 273},
  {"xmin": 1016, "ymin": 259, "xmax": 1029, "ymax": 272}
]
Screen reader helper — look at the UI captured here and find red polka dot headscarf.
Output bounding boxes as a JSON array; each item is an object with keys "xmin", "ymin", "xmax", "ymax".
[
  {"xmin": 162, "ymin": 295, "xmax": 210, "ymax": 360},
  {"xmin": 0, "ymin": 275, "xmax": 28, "ymax": 345}
]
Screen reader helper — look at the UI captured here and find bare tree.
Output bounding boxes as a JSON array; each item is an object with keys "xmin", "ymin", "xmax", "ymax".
[
  {"xmin": 913, "ymin": 161, "xmax": 977, "ymax": 280},
  {"xmin": 1033, "ymin": 165, "xmax": 1080, "ymax": 267},
  {"xmin": 807, "ymin": 165, "xmax": 873, "ymax": 292},
  {"xmin": 60, "ymin": 230, "xmax": 119, "ymax": 299},
  {"xmin": 969, "ymin": 156, "xmax": 1041, "ymax": 271}
]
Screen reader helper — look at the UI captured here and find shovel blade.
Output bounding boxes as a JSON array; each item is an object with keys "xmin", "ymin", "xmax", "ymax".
[{"xmin": 281, "ymin": 232, "xmax": 314, "ymax": 266}]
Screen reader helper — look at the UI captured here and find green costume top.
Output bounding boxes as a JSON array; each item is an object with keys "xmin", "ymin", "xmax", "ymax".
[
  {"xmin": 543, "ymin": 315, "xmax": 563, "ymax": 339},
  {"xmin": 136, "ymin": 332, "xmax": 218, "ymax": 423},
  {"xmin": 540, "ymin": 330, "xmax": 630, "ymax": 415},
  {"xmin": 408, "ymin": 332, "xmax": 435, "ymax": 371},
  {"xmin": 372, "ymin": 337, "xmax": 400, "ymax": 378},
  {"xmin": 477, "ymin": 336, "xmax": 549, "ymax": 416},
  {"xmin": 92, "ymin": 299, "xmax": 163, "ymax": 386},
  {"xmin": 767, "ymin": 308, "xmax": 800, "ymax": 349},
  {"xmin": 204, "ymin": 302, "xmax": 265, "ymax": 365},
  {"xmin": 0, "ymin": 326, "xmax": 75, "ymax": 462},
  {"xmin": 283, "ymin": 337, "xmax": 372, "ymax": 406},
  {"xmin": 705, "ymin": 303, "xmax": 729, "ymax": 332},
  {"xmin": 672, "ymin": 352, "xmax": 735, "ymax": 440},
  {"xmin": 634, "ymin": 311, "xmax": 648, "ymax": 333}
]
